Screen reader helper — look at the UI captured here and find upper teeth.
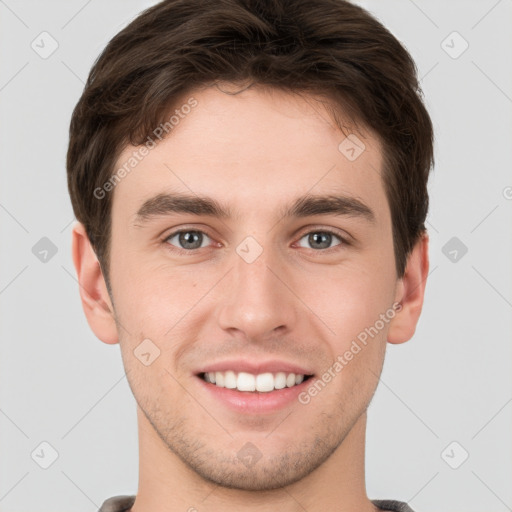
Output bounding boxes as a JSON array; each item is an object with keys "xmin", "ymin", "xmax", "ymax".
[{"xmin": 204, "ymin": 371, "xmax": 305, "ymax": 392}]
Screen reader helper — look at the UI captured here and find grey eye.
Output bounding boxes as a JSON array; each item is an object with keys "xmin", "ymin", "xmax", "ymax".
[
  {"xmin": 166, "ymin": 230, "xmax": 211, "ymax": 250},
  {"xmin": 297, "ymin": 231, "xmax": 342, "ymax": 250}
]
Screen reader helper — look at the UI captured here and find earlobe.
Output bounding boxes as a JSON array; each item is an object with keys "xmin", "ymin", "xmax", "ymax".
[
  {"xmin": 71, "ymin": 222, "xmax": 119, "ymax": 345},
  {"xmin": 387, "ymin": 232, "xmax": 430, "ymax": 345}
]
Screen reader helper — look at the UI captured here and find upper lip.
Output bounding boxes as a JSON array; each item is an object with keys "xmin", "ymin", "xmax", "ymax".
[{"xmin": 196, "ymin": 359, "xmax": 315, "ymax": 376}]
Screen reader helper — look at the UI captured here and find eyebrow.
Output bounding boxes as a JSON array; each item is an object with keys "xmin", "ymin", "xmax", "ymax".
[{"xmin": 133, "ymin": 192, "xmax": 375, "ymax": 225}]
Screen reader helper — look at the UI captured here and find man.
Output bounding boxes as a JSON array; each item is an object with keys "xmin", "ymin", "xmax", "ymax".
[{"xmin": 67, "ymin": 0, "xmax": 433, "ymax": 510}]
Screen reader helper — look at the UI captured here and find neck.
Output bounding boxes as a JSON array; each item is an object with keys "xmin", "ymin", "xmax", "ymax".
[{"xmin": 130, "ymin": 407, "xmax": 379, "ymax": 512}]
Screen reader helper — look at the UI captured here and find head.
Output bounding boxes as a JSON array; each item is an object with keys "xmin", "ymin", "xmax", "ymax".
[{"xmin": 68, "ymin": 0, "xmax": 433, "ymax": 492}]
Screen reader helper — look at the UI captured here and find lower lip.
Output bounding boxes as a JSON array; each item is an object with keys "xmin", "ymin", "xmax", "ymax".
[{"xmin": 196, "ymin": 376, "xmax": 311, "ymax": 414}]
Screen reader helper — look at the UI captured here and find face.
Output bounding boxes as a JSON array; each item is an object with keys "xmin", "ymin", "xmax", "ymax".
[{"xmin": 106, "ymin": 85, "xmax": 402, "ymax": 490}]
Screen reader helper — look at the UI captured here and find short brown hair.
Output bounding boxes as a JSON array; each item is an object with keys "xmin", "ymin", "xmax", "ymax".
[{"xmin": 67, "ymin": 0, "xmax": 434, "ymax": 286}]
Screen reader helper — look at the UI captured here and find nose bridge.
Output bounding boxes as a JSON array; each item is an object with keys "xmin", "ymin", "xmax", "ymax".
[{"xmin": 217, "ymin": 235, "xmax": 296, "ymax": 338}]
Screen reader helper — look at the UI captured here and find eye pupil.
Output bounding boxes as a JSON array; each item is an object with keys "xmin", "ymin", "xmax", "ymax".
[
  {"xmin": 309, "ymin": 232, "xmax": 331, "ymax": 249},
  {"xmin": 180, "ymin": 231, "xmax": 202, "ymax": 249}
]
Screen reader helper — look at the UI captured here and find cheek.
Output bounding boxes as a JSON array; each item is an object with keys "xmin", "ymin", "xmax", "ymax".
[
  {"xmin": 307, "ymin": 267, "xmax": 394, "ymax": 339},
  {"xmin": 110, "ymin": 248, "xmax": 195, "ymax": 326},
  {"xmin": 308, "ymin": 275, "xmax": 389, "ymax": 402},
  {"xmin": 302, "ymin": 268, "xmax": 394, "ymax": 399}
]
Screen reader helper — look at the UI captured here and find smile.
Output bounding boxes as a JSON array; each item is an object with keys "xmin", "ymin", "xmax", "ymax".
[{"xmin": 201, "ymin": 371, "xmax": 313, "ymax": 392}]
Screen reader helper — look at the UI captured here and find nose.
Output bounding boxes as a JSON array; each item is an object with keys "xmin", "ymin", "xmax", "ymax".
[{"xmin": 216, "ymin": 241, "xmax": 298, "ymax": 341}]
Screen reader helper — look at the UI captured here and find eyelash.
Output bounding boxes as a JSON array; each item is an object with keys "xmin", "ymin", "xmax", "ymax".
[{"xmin": 162, "ymin": 227, "xmax": 350, "ymax": 254}]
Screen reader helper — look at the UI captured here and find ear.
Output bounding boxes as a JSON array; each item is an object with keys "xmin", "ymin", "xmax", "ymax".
[
  {"xmin": 387, "ymin": 232, "xmax": 429, "ymax": 344},
  {"xmin": 71, "ymin": 222, "xmax": 118, "ymax": 344}
]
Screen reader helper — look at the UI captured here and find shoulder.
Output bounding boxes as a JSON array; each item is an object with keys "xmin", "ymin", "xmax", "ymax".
[
  {"xmin": 97, "ymin": 495, "xmax": 136, "ymax": 512},
  {"xmin": 372, "ymin": 499, "xmax": 417, "ymax": 512}
]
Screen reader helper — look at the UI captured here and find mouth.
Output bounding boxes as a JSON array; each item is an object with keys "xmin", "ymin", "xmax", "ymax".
[
  {"xmin": 198, "ymin": 371, "xmax": 314, "ymax": 393},
  {"xmin": 194, "ymin": 359, "xmax": 316, "ymax": 413}
]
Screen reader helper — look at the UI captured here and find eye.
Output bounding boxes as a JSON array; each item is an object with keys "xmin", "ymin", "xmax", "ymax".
[
  {"xmin": 296, "ymin": 230, "xmax": 346, "ymax": 250},
  {"xmin": 165, "ymin": 229, "xmax": 212, "ymax": 251},
  {"xmin": 162, "ymin": 227, "xmax": 348, "ymax": 254}
]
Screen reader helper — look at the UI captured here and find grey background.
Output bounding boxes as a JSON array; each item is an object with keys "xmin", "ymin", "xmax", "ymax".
[{"xmin": 0, "ymin": 1, "xmax": 511, "ymax": 511}]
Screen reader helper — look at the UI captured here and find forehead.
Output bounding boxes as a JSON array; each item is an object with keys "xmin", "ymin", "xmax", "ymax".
[{"xmin": 111, "ymin": 85, "xmax": 389, "ymax": 226}]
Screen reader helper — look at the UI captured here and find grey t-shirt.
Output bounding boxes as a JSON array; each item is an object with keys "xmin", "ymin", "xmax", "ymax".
[{"xmin": 98, "ymin": 495, "xmax": 416, "ymax": 512}]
